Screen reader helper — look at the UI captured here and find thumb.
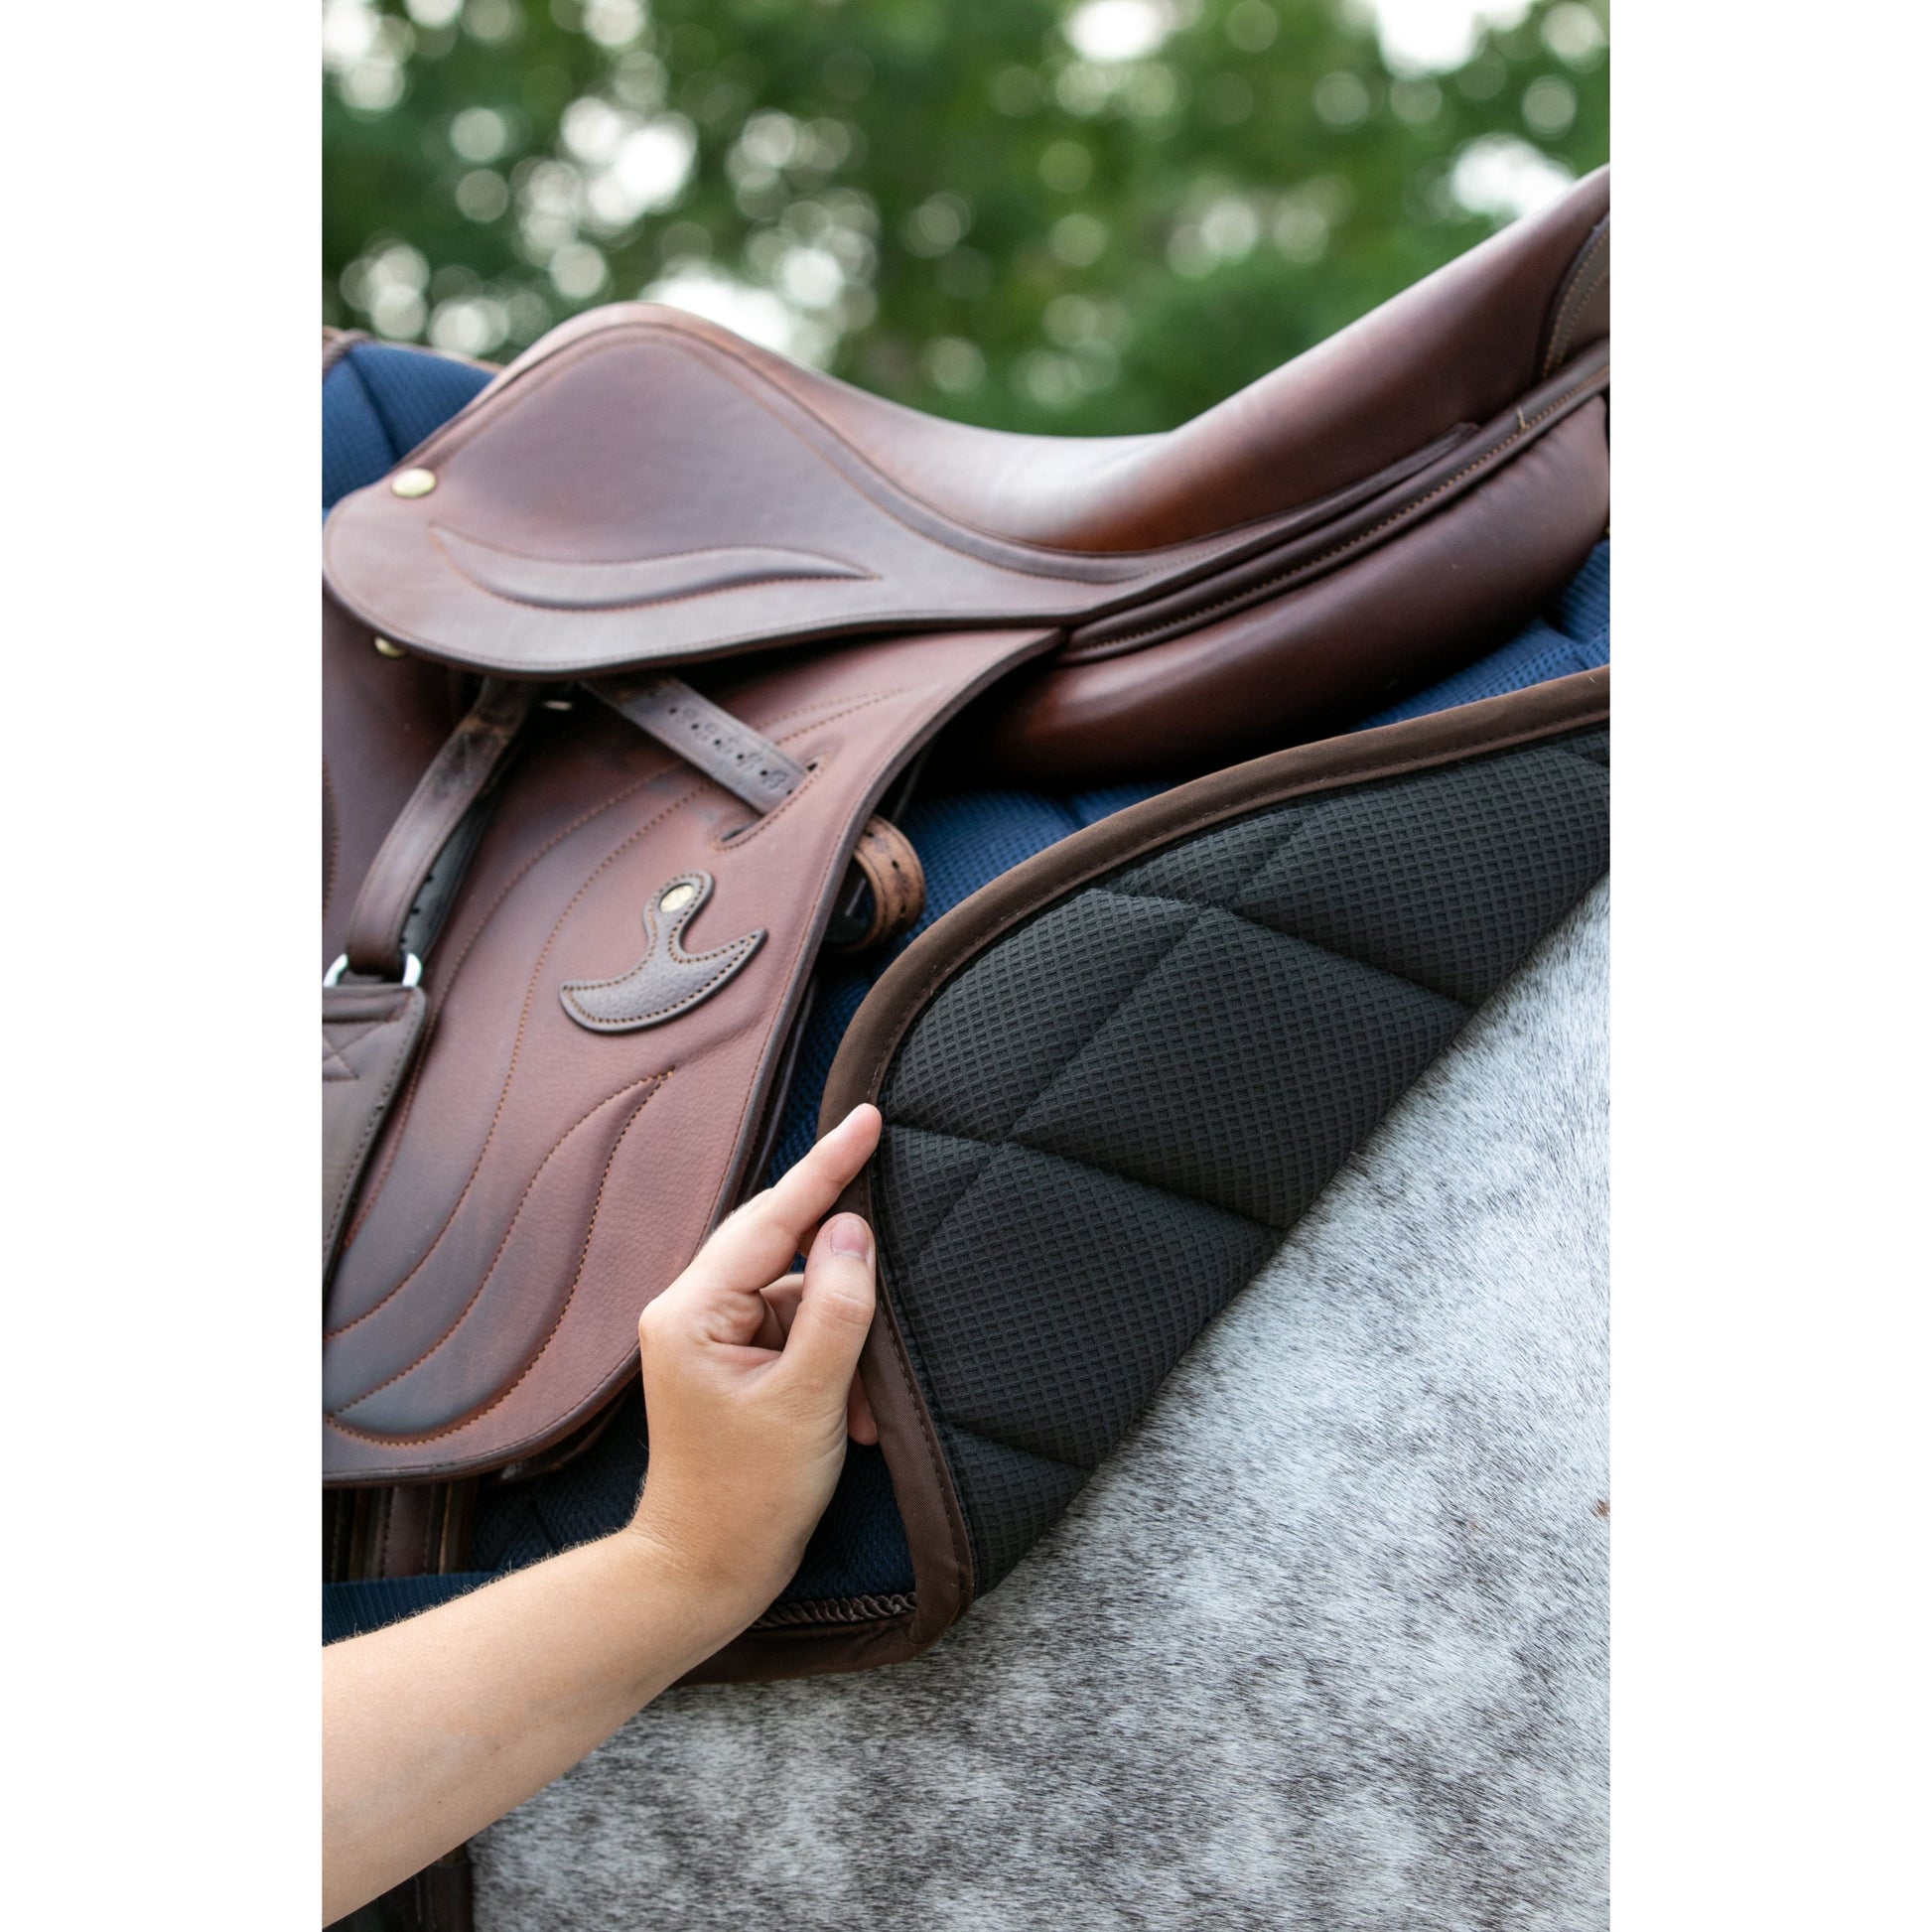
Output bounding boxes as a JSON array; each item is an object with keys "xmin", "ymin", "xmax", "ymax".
[{"xmin": 777, "ymin": 1212, "xmax": 877, "ymax": 1397}]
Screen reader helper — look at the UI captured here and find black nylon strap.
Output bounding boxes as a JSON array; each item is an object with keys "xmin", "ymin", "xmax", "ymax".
[{"xmin": 588, "ymin": 674, "xmax": 807, "ymax": 811}]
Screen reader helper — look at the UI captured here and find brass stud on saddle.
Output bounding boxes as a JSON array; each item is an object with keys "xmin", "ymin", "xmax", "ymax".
[
  {"xmin": 372, "ymin": 636, "xmax": 407, "ymax": 658},
  {"xmin": 390, "ymin": 467, "xmax": 437, "ymax": 498},
  {"xmin": 656, "ymin": 881, "xmax": 697, "ymax": 914}
]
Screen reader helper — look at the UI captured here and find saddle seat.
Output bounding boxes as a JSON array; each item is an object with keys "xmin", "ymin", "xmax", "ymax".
[
  {"xmin": 324, "ymin": 171, "xmax": 1607, "ymax": 728},
  {"xmin": 684, "ymin": 167, "xmax": 1607, "ymax": 557}
]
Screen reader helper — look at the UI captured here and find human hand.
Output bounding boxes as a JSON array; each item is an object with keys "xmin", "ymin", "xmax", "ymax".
[{"xmin": 627, "ymin": 1102, "xmax": 884, "ymax": 1619}]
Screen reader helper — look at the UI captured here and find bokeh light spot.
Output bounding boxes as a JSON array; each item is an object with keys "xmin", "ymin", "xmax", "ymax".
[
  {"xmin": 924, "ymin": 338, "xmax": 986, "ymax": 394},
  {"xmin": 1313, "ymin": 71, "xmax": 1371, "ymax": 129},
  {"xmin": 456, "ymin": 170, "xmax": 510, "ymax": 220},
  {"xmin": 1065, "ymin": 0, "xmax": 1173, "ymax": 66},
  {"xmin": 1039, "ymin": 139, "xmax": 1095, "ymax": 193},
  {"xmin": 1049, "ymin": 211, "xmax": 1108, "ymax": 266},
  {"xmin": 1225, "ymin": 1, "xmax": 1279, "ymax": 55},
  {"xmin": 1522, "ymin": 74, "xmax": 1578, "ymax": 136},
  {"xmin": 1450, "ymin": 132, "xmax": 1575, "ymax": 219}
]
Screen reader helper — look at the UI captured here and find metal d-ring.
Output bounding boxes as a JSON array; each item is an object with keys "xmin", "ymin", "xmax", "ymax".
[{"xmin": 324, "ymin": 952, "xmax": 423, "ymax": 989}]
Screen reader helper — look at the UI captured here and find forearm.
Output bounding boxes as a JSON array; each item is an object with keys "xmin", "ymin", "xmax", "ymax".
[{"xmin": 323, "ymin": 1529, "xmax": 752, "ymax": 1924}]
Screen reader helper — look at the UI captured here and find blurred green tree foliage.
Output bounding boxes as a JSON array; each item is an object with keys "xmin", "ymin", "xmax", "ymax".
[{"xmin": 323, "ymin": 0, "xmax": 1605, "ymax": 434}]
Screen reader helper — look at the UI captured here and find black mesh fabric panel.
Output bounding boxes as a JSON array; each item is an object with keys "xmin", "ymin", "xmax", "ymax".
[
  {"xmin": 1016, "ymin": 904, "xmax": 1467, "ymax": 1226},
  {"xmin": 934, "ymin": 1423, "xmax": 1089, "ymax": 1591},
  {"xmin": 880, "ymin": 1132, "xmax": 1274, "ymax": 1468},
  {"xmin": 886, "ymin": 892, "xmax": 1201, "ymax": 1144},
  {"xmin": 1221, "ymin": 743, "xmax": 1610, "ymax": 1006},
  {"xmin": 874, "ymin": 729, "xmax": 1609, "ymax": 1593}
]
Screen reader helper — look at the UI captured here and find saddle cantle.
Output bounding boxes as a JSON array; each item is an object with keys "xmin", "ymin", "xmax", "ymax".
[{"xmin": 323, "ymin": 173, "xmax": 1610, "ymax": 1678}]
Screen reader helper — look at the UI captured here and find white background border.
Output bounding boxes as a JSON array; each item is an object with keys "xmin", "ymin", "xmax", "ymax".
[{"xmin": 2, "ymin": 5, "xmax": 1925, "ymax": 1920}]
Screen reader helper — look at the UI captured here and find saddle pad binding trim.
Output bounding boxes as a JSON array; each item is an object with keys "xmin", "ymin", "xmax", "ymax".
[{"xmin": 692, "ymin": 666, "xmax": 1608, "ymax": 1682}]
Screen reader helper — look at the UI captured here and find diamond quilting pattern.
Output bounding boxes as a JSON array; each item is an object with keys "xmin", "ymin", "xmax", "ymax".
[
  {"xmin": 873, "ymin": 728, "xmax": 1611, "ymax": 1596},
  {"xmin": 884, "ymin": 890, "xmax": 1199, "ymax": 1144},
  {"xmin": 886, "ymin": 1138, "xmax": 1272, "ymax": 1477},
  {"xmin": 1230, "ymin": 748, "xmax": 1610, "ymax": 1005},
  {"xmin": 935, "ymin": 1423, "xmax": 1090, "ymax": 1590},
  {"xmin": 1016, "ymin": 902, "xmax": 1467, "ymax": 1226},
  {"xmin": 1107, "ymin": 808, "xmax": 1310, "ymax": 908},
  {"xmin": 872, "ymin": 1125, "xmax": 1002, "ymax": 1280}
]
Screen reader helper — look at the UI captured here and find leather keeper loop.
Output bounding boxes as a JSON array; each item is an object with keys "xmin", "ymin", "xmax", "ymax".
[{"xmin": 827, "ymin": 815, "xmax": 926, "ymax": 955}]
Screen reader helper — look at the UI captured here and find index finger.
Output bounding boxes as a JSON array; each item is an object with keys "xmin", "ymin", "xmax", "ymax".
[{"xmin": 684, "ymin": 1103, "xmax": 882, "ymax": 1296}]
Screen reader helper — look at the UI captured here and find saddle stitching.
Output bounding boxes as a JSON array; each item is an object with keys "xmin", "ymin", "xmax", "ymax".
[
  {"xmin": 328, "ymin": 1071, "xmax": 671, "ymax": 1444},
  {"xmin": 1552, "ymin": 254, "xmax": 1609, "ymax": 372},
  {"xmin": 323, "ymin": 760, "xmax": 340, "ymax": 917},
  {"xmin": 330, "ymin": 779, "xmax": 701, "ymax": 1311},
  {"xmin": 560, "ymin": 941, "xmax": 759, "ymax": 1030},
  {"xmin": 338, "ymin": 757, "xmax": 694, "ymax": 1251},
  {"xmin": 752, "ymin": 1592, "xmax": 916, "ymax": 1628},
  {"xmin": 323, "ymin": 1025, "xmax": 384, "ymax": 1081},
  {"xmin": 873, "ymin": 1237, "xmax": 975, "ymax": 1610},
  {"xmin": 333, "ymin": 1074, "xmax": 665, "ymax": 1410}
]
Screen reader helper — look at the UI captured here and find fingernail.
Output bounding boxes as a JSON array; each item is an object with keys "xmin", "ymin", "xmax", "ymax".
[{"xmin": 828, "ymin": 1213, "xmax": 872, "ymax": 1260}]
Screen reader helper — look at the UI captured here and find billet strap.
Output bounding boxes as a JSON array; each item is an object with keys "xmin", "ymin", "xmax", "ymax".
[
  {"xmin": 587, "ymin": 674, "xmax": 808, "ymax": 812},
  {"xmin": 342, "ymin": 678, "xmax": 535, "ymax": 979}
]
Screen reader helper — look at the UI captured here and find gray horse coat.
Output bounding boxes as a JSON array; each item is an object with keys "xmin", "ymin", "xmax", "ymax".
[{"xmin": 475, "ymin": 879, "xmax": 1609, "ymax": 1931}]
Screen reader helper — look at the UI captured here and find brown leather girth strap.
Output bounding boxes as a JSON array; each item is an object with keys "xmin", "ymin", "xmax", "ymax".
[
  {"xmin": 587, "ymin": 674, "xmax": 807, "ymax": 811},
  {"xmin": 342, "ymin": 678, "xmax": 536, "ymax": 980}
]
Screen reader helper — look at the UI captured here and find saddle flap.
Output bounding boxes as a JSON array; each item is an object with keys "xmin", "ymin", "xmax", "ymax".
[{"xmin": 323, "ymin": 625, "xmax": 1056, "ymax": 1485}]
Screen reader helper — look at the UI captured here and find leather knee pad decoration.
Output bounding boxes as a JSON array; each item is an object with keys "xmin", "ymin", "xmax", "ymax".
[{"xmin": 699, "ymin": 673, "xmax": 1608, "ymax": 1680}]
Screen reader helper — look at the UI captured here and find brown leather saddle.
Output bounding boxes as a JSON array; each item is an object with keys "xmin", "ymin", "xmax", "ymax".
[{"xmin": 323, "ymin": 171, "xmax": 1608, "ymax": 1624}]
